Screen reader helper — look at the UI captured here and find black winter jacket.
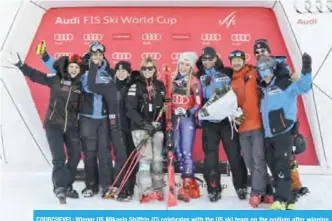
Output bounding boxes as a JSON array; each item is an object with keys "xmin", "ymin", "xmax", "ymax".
[
  {"xmin": 20, "ymin": 56, "xmax": 83, "ymax": 131},
  {"xmin": 125, "ymin": 76, "xmax": 166, "ymax": 131}
]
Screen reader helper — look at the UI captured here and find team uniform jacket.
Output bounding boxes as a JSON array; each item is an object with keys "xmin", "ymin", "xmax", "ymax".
[
  {"xmin": 125, "ymin": 77, "xmax": 166, "ymax": 131},
  {"xmin": 171, "ymin": 73, "xmax": 202, "ymax": 115},
  {"xmin": 41, "ymin": 53, "xmax": 113, "ymax": 119},
  {"xmin": 20, "ymin": 58, "xmax": 82, "ymax": 132}
]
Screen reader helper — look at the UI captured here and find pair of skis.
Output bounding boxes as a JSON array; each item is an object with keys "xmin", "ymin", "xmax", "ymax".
[{"xmin": 163, "ymin": 65, "xmax": 177, "ymax": 207}]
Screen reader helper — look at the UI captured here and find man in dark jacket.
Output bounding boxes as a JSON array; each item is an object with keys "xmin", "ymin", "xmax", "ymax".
[
  {"xmin": 7, "ymin": 52, "xmax": 84, "ymax": 203},
  {"xmin": 197, "ymin": 47, "xmax": 248, "ymax": 202},
  {"xmin": 87, "ymin": 60, "xmax": 136, "ymax": 200},
  {"xmin": 37, "ymin": 41, "xmax": 113, "ymax": 197}
]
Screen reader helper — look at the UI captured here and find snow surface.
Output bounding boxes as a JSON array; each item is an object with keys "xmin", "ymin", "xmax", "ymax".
[{"xmin": 1, "ymin": 163, "xmax": 331, "ymax": 221}]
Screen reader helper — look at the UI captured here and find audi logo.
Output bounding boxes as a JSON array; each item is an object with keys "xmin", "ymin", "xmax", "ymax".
[
  {"xmin": 201, "ymin": 33, "xmax": 221, "ymax": 41},
  {"xmin": 54, "ymin": 52, "xmax": 72, "ymax": 59},
  {"xmin": 172, "ymin": 95, "xmax": 190, "ymax": 105},
  {"xmin": 294, "ymin": 0, "xmax": 332, "ymax": 14},
  {"xmin": 142, "ymin": 33, "xmax": 162, "ymax": 41},
  {"xmin": 141, "ymin": 52, "xmax": 162, "ymax": 60},
  {"xmin": 171, "ymin": 52, "xmax": 181, "ymax": 60},
  {"xmin": 54, "ymin": 33, "xmax": 74, "ymax": 42},
  {"xmin": 231, "ymin": 34, "xmax": 251, "ymax": 42},
  {"xmin": 111, "ymin": 52, "xmax": 132, "ymax": 60},
  {"xmin": 83, "ymin": 33, "xmax": 103, "ymax": 41}
]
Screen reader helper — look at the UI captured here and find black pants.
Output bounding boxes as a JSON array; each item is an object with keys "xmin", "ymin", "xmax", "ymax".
[
  {"xmin": 264, "ymin": 131, "xmax": 293, "ymax": 202},
  {"xmin": 123, "ymin": 130, "xmax": 137, "ymax": 193},
  {"xmin": 45, "ymin": 125, "xmax": 81, "ymax": 191},
  {"xmin": 202, "ymin": 120, "xmax": 247, "ymax": 192},
  {"xmin": 110, "ymin": 129, "xmax": 129, "ymax": 190},
  {"xmin": 79, "ymin": 116, "xmax": 111, "ymax": 188}
]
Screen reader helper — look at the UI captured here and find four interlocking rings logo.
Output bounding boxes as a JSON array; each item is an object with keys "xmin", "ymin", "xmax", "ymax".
[
  {"xmin": 141, "ymin": 52, "xmax": 162, "ymax": 60},
  {"xmin": 142, "ymin": 33, "xmax": 162, "ymax": 41},
  {"xmin": 171, "ymin": 52, "xmax": 181, "ymax": 60},
  {"xmin": 54, "ymin": 33, "xmax": 74, "ymax": 42},
  {"xmin": 111, "ymin": 52, "xmax": 132, "ymax": 60},
  {"xmin": 201, "ymin": 33, "xmax": 221, "ymax": 41},
  {"xmin": 294, "ymin": 0, "xmax": 332, "ymax": 14},
  {"xmin": 172, "ymin": 95, "xmax": 190, "ymax": 105},
  {"xmin": 54, "ymin": 52, "xmax": 72, "ymax": 59},
  {"xmin": 83, "ymin": 33, "xmax": 103, "ymax": 41},
  {"xmin": 231, "ymin": 34, "xmax": 251, "ymax": 42}
]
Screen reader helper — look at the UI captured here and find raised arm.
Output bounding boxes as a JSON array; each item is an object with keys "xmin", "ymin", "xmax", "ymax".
[
  {"xmin": 87, "ymin": 61, "xmax": 112, "ymax": 95},
  {"xmin": 7, "ymin": 52, "xmax": 57, "ymax": 87}
]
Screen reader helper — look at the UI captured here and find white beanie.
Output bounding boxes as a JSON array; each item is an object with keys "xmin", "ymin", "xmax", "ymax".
[{"xmin": 178, "ymin": 52, "xmax": 198, "ymax": 68}]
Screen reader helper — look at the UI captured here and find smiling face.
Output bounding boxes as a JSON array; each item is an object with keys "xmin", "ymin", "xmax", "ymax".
[
  {"xmin": 179, "ymin": 61, "xmax": 192, "ymax": 75},
  {"xmin": 116, "ymin": 69, "xmax": 129, "ymax": 81},
  {"xmin": 231, "ymin": 58, "xmax": 245, "ymax": 72},
  {"xmin": 67, "ymin": 63, "xmax": 80, "ymax": 78},
  {"xmin": 201, "ymin": 55, "xmax": 217, "ymax": 69}
]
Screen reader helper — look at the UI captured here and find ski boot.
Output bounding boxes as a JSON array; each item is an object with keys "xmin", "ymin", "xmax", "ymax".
[
  {"xmin": 103, "ymin": 187, "xmax": 118, "ymax": 199},
  {"xmin": 126, "ymin": 189, "xmax": 134, "ymax": 201},
  {"xmin": 116, "ymin": 190, "xmax": 130, "ymax": 202},
  {"xmin": 298, "ymin": 186, "xmax": 310, "ymax": 197},
  {"xmin": 140, "ymin": 192, "xmax": 157, "ymax": 203},
  {"xmin": 269, "ymin": 201, "xmax": 286, "ymax": 210},
  {"xmin": 249, "ymin": 194, "xmax": 261, "ymax": 208},
  {"xmin": 154, "ymin": 191, "xmax": 164, "ymax": 201},
  {"xmin": 261, "ymin": 194, "xmax": 274, "ymax": 204},
  {"xmin": 205, "ymin": 171, "xmax": 222, "ymax": 202},
  {"xmin": 236, "ymin": 188, "xmax": 248, "ymax": 200},
  {"xmin": 66, "ymin": 186, "xmax": 79, "ymax": 199},
  {"xmin": 82, "ymin": 185, "xmax": 99, "ymax": 198},
  {"xmin": 54, "ymin": 187, "xmax": 66, "ymax": 204}
]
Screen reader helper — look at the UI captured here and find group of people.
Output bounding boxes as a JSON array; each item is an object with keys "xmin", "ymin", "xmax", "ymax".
[{"xmin": 6, "ymin": 37, "xmax": 312, "ymax": 210}]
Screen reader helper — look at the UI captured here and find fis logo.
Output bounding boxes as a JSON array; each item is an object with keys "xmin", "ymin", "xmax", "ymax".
[
  {"xmin": 141, "ymin": 52, "xmax": 162, "ymax": 60},
  {"xmin": 53, "ymin": 33, "xmax": 74, "ymax": 44},
  {"xmin": 219, "ymin": 11, "xmax": 236, "ymax": 28},
  {"xmin": 111, "ymin": 52, "xmax": 132, "ymax": 60},
  {"xmin": 83, "ymin": 33, "xmax": 103, "ymax": 43},
  {"xmin": 294, "ymin": 0, "xmax": 332, "ymax": 14}
]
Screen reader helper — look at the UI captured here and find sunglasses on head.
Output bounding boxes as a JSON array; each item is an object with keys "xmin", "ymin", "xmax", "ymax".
[
  {"xmin": 255, "ymin": 49, "xmax": 267, "ymax": 55},
  {"xmin": 141, "ymin": 66, "xmax": 154, "ymax": 71},
  {"xmin": 90, "ymin": 43, "xmax": 105, "ymax": 53},
  {"xmin": 202, "ymin": 56, "xmax": 214, "ymax": 62}
]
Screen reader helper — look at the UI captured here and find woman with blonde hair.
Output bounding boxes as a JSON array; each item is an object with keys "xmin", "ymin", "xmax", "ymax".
[
  {"xmin": 171, "ymin": 52, "xmax": 202, "ymax": 202},
  {"xmin": 125, "ymin": 57, "xmax": 166, "ymax": 203}
]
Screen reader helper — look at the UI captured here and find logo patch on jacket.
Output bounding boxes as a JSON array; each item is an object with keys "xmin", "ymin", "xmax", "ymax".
[
  {"xmin": 47, "ymin": 73, "xmax": 56, "ymax": 77},
  {"xmin": 128, "ymin": 84, "xmax": 136, "ymax": 96},
  {"xmin": 268, "ymin": 86, "xmax": 283, "ymax": 95},
  {"xmin": 61, "ymin": 80, "xmax": 72, "ymax": 86}
]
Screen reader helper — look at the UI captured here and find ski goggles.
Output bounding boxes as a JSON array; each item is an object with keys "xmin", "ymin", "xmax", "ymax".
[
  {"xmin": 90, "ymin": 42, "xmax": 105, "ymax": 53},
  {"xmin": 229, "ymin": 51, "xmax": 245, "ymax": 60}
]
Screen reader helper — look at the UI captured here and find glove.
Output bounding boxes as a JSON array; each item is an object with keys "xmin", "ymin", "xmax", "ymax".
[
  {"xmin": 7, "ymin": 52, "xmax": 23, "ymax": 67},
  {"xmin": 301, "ymin": 53, "xmax": 312, "ymax": 74},
  {"xmin": 35, "ymin": 40, "xmax": 47, "ymax": 57},
  {"xmin": 203, "ymin": 75, "xmax": 211, "ymax": 86},
  {"xmin": 152, "ymin": 122, "xmax": 161, "ymax": 130},
  {"xmin": 233, "ymin": 108, "xmax": 245, "ymax": 125},
  {"xmin": 174, "ymin": 107, "xmax": 190, "ymax": 117},
  {"xmin": 142, "ymin": 123, "xmax": 156, "ymax": 136}
]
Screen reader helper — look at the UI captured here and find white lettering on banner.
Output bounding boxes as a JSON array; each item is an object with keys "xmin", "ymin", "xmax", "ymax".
[
  {"xmin": 54, "ymin": 52, "xmax": 72, "ymax": 60},
  {"xmin": 294, "ymin": 0, "xmax": 332, "ymax": 14},
  {"xmin": 231, "ymin": 34, "xmax": 251, "ymax": 45},
  {"xmin": 112, "ymin": 33, "xmax": 131, "ymax": 40},
  {"xmin": 297, "ymin": 18, "xmax": 318, "ymax": 25},
  {"xmin": 55, "ymin": 16, "xmax": 80, "ymax": 24},
  {"xmin": 53, "ymin": 33, "xmax": 74, "ymax": 45},
  {"xmin": 111, "ymin": 52, "xmax": 132, "ymax": 60},
  {"xmin": 201, "ymin": 33, "xmax": 221, "ymax": 44},
  {"xmin": 103, "ymin": 16, "xmax": 177, "ymax": 25},
  {"xmin": 141, "ymin": 52, "xmax": 162, "ymax": 60},
  {"xmin": 83, "ymin": 16, "xmax": 101, "ymax": 24},
  {"xmin": 83, "ymin": 33, "xmax": 103, "ymax": 43},
  {"xmin": 172, "ymin": 33, "xmax": 191, "ymax": 40},
  {"xmin": 219, "ymin": 11, "xmax": 236, "ymax": 28}
]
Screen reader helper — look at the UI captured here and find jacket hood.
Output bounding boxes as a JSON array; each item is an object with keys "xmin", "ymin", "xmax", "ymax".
[{"xmin": 53, "ymin": 56, "xmax": 84, "ymax": 81}]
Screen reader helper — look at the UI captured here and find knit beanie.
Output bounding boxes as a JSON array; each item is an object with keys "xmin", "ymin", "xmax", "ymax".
[{"xmin": 178, "ymin": 52, "xmax": 199, "ymax": 68}]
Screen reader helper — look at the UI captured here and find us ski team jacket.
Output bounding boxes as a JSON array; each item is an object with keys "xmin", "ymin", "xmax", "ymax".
[
  {"xmin": 41, "ymin": 53, "xmax": 111, "ymax": 119},
  {"xmin": 258, "ymin": 72, "xmax": 312, "ymax": 138}
]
